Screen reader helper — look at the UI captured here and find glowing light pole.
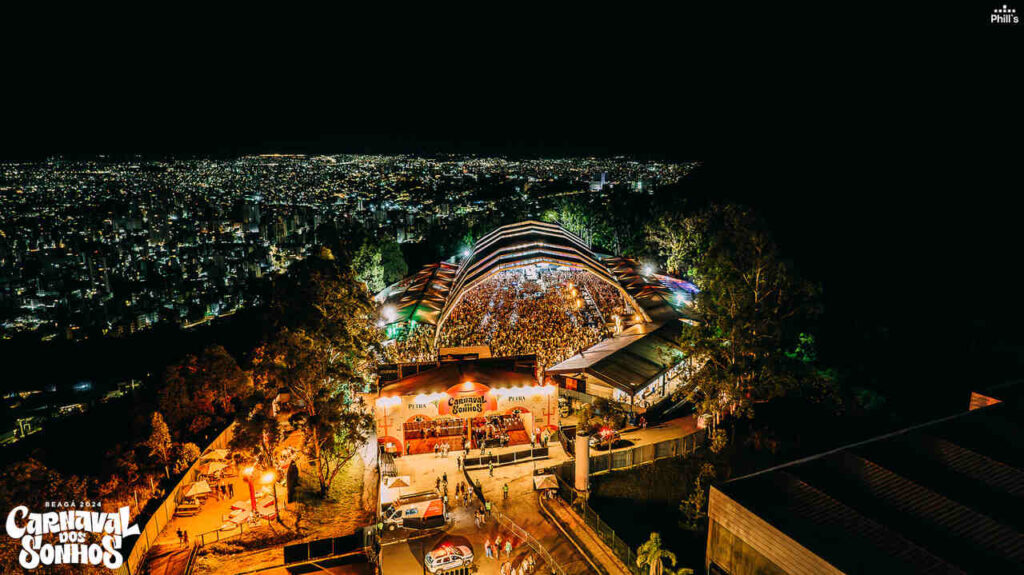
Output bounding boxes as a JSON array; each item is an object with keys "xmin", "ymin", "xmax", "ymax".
[
  {"xmin": 261, "ymin": 470, "xmax": 281, "ymax": 523},
  {"xmin": 242, "ymin": 466, "xmax": 258, "ymax": 519}
]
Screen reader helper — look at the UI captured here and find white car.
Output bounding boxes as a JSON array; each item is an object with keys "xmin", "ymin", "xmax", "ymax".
[{"xmin": 425, "ymin": 543, "xmax": 474, "ymax": 573}]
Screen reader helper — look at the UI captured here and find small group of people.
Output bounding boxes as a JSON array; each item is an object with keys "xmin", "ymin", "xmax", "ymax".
[
  {"xmin": 175, "ymin": 528, "xmax": 190, "ymax": 547},
  {"xmin": 473, "ymin": 506, "xmax": 487, "ymax": 528},
  {"xmin": 435, "ymin": 472, "xmax": 449, "ymax": 495},
  {"xmin": 484, "ymin": 533, "xmax": 540, "ymax": 575},
  {"xmin": 447, "ymin": 479, "xmax": 473, "ymax": 509},
  {"xmin": 433, "ymin": 441, "xmax": 453, "ymax": 458},
  {"xmin": 484, "ymin": 533, "xmax": 515, "ymax": 560},
  {"xmin": 499, "ymin": 554, "xmax": 539, "ymax": 575},
  {"xmin": 209, "ymin": 481, "xmax": 236, "ymax": 501}
]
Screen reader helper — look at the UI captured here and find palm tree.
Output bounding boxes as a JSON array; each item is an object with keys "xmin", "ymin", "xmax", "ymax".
[{"xmin": 636, "ymin": 532, "xmax": 692, "ymax": 575}]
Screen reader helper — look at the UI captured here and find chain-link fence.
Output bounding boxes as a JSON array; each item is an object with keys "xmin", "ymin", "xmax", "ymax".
[
  {"xmin": 553, "ymin": 475, "xmax": 646, "ymax": 575},
  {"xmin": 493, "ymin": 511, "xmax": 567, "ymax": 575},
  {"xmin": 588, "ymin": 429, "xmax": 704, "ymax": 475},
  {"xmin": 464, "ymin": 446, "xmax": 549, "ymax": 468},
  {"xmin": 550, "ymin": 429, "xmax": 707, "ymax": 575}
]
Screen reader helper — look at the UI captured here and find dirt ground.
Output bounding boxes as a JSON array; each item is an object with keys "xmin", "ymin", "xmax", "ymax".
[{"xmin": 192, "ymin": 441, "xmax": 377, "ymax": 575}]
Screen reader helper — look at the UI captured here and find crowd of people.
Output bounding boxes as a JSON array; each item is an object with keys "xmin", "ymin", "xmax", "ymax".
[
  {"xmin": 389, "ymin": 322, "xmax": 437, "ymax": 363},
  {"xmin": 471, "ymin": 413, "xmax": 524, "ymax": 448},
  {"xmin": 434, "ymin": 268, "xmax": 633, "ymax": 370},
  {"xmin": 403, "ymin": 418, "xmax": 467, "ymax": 439}
]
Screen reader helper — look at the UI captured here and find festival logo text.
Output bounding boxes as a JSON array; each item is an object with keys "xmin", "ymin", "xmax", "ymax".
[{"xmin": 5, "ymin": 504, "xmax": 139, "ymax": 569}]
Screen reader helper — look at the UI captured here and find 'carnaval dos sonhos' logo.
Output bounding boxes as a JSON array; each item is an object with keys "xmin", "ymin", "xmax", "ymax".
[
  {"xmin": 449, "ymin": 395, "xmax": 485, "ymax": 415},
  {"xmin": 5, "ymin": 505, "xmax": 140, "ymax": 569}
]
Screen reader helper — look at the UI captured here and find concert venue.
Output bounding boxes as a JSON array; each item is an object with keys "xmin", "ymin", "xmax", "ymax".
[{"xmin": 371, "ymin": 220, "xmax": 700, "ymax": 456}]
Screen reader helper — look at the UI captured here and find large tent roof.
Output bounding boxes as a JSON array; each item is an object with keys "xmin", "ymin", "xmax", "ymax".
[
  {"xmin": 546, "ymin": 320, "xmax": 685, "ymax": 394},
  {"xmin": 437, "ymin": 220, "xmax": 632, "ymax": 331},
  {"xmin": 380, "ymin": 262, "xmax": 457, "ymax": 326},
  {"xmin": 377, "ymin": 220, "xmax": 698, "ymax": 342}
]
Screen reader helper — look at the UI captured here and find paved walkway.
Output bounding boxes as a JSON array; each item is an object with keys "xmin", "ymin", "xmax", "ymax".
[
  {"xmin": 541, "ymin": 497, "xmax": 631, "ymax": 575},
  {"xmin": 144, "ymin": 543, "xmax": 193, "ymax": 575},
  {"xmin": 595, "ymin": 415, "xmax": 698, "ymax": 451},
  {"xmin": 381, "ymin": 444, "xmax": 590, "ymax": 574}
]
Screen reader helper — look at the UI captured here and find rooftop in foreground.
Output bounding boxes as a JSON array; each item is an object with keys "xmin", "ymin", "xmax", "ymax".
[{"xmin": 710, "ymin": 386, "xmax": 1024, "ymax": 574}]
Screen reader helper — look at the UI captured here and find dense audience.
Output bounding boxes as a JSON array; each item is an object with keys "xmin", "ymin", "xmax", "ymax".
[
  {"xmin": 391, "ymin": 322, "xmax": 437, "ymax": 362},
  {"xmin": 430, "ymin": 268, "xmax": 633, "ymax": 370}
]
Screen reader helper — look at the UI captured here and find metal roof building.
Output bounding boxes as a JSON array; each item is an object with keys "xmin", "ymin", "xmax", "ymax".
[
  {"xmin": 706, "ymin": 387, "xmax": 1024, "ymax": 574},
  {"xmin": 545, "ymin": 320, "xmax": 686, "ymax": 396}
]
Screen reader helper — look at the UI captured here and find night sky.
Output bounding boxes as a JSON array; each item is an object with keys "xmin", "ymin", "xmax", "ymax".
[{"xmin": 2, "ymin": 22, "xmax": 1020, "ymax": 409}]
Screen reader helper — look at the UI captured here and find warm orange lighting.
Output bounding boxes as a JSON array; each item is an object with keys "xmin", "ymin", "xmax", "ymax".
[
  {"xmin": 242, "ymin": 466, "xmax": 254, "ymax": 478},
  {"xmin": 261, "ymin": 471, "xmax": 276, "ymax": 484}
]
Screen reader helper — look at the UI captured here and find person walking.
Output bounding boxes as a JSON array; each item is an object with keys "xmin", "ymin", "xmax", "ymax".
[
  {"xmin": 489, "ymin": 462, "xmax": 495, "ymax": 477},
  {"xmin": 504, "ymin": 538, "xmax": 513, "ymax": 558},
  {"xmin": 176, "ymin": 528, "xmax": 183, "ymax": 547},
  {"xmin": 485, "ymin": 500, "xmax": 492, "ymax": 516},
  {"xmin": 228, "ymin": 482, "xmax": 234, "ymax": 498},
  {"xmin": 485, "ymin": 537, "xmax": 493, "ymax": 558},
  {"xmin": 442, "ymin": 471, "xmax": 447, "ymax": 484},
  {"xmin": 182, "ymin": 529, "xmax": 189, "ymax": 546},
  {"xmin": 503, "ymin": 482, "xmax": 509, "ymax": 500}
]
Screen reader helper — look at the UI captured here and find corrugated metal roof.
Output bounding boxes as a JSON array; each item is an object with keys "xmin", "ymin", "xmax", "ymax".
[
  {"xmin": 716, "ymin": 397, "xmax": 1024, "ymax": 573},
  {"xmin": 546, "ymin": 320, "xmax": 685, "ymax": 394}
]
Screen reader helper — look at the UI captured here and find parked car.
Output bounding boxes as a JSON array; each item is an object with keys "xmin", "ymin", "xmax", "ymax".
[
  {"xmin": 589, "ymin": 428, "xmax": 622, "ymax": 447},
  {"xmin": 425, "ymin": 543, "xmax": 474, "ymax": 573}
]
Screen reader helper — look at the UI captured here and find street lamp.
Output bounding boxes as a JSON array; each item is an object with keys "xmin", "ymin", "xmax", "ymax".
[
  {"xmin": 242, "ymin": 466, "xmax": 258, "ymax": 521},
  {"xmin": 261, "ymin": 470, "xmax": 281, "ymax": 523}
]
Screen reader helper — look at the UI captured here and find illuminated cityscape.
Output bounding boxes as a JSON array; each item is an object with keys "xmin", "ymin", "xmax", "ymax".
[{"xmin": 0, "ymin": 156, "xmax": 696, "ymax": 342}]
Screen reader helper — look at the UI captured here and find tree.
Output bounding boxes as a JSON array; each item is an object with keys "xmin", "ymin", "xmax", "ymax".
[
  {"xmin": 575, "ymin": 403, "xmax": 596, "ymax": 435},
  {"xmin": 260, "ymin": 253, "xmax": 383, "ymax": 497},
  {"xmin": 352, "ymin": 239, "xmax": 385, "ymax": 292},
  {"xmin": 262, "ymin": 328, "xmax": 374, "ymax": 497},
  {"xmin": 710, "ymin": 428, "xmax": 728, "ymax": 454},
  {"xmin": 159, "ymin": 345, "xmax": 250, "ymax": 441},
  {"xmin": 378, "ymin": 237, "xmax": 408, "ymax": 285},
  {"xmin": 636, "ymin": 532, "xmax": 691, "ymax": 575},
  {"xmin": 680, "ymin": 463, "xmax": 716, "ymax": 530},
  {"xmin": 289, "ymin": 396, "xmax": 373, "ymax": 498},
  {"xmin": 172, "ymin": 442, "xmax": 202, "ymax": 475},
  {"xmin": 145, "ymin": 411, "xmax": 174, "ymax": 477},
  {"xmin": 230, "ymin": 391, "xmax": 283, "ymax": 469},
  {"xmin": 655, "ymin": 204, "xmax": 822, "ymax": 426}
]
